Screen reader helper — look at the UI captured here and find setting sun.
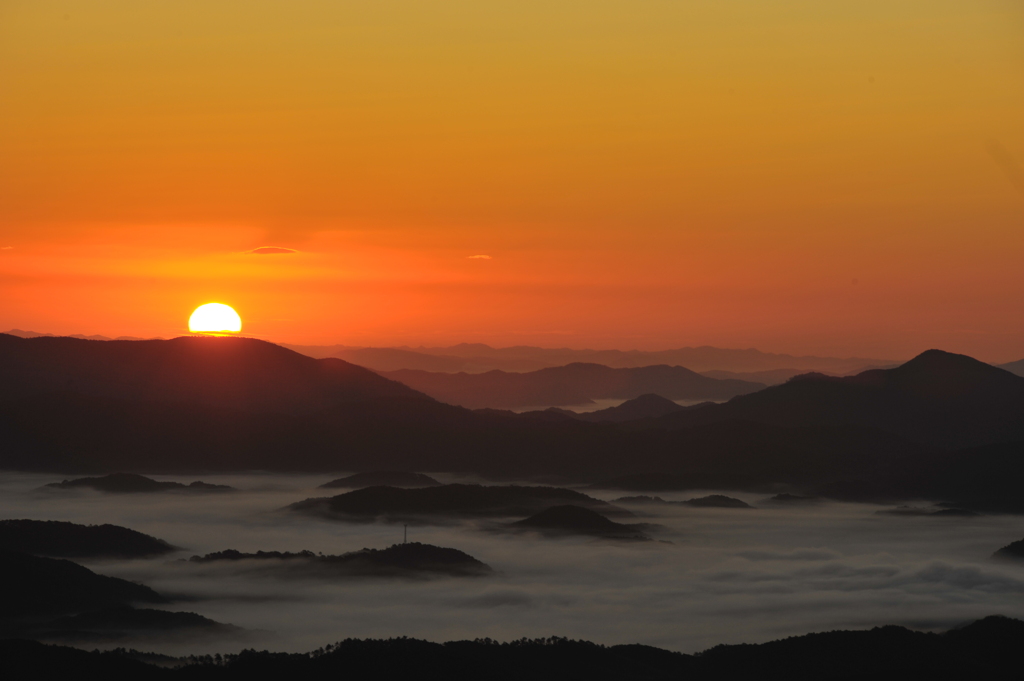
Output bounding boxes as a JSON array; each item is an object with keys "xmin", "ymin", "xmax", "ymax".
[{"xmin": 188, "ymin": 303, "xmax": 242, "ymax": 334}]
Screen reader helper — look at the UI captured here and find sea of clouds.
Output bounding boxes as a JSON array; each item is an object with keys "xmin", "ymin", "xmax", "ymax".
[{"xmin": 2, "ymin": 471, "xmax": 1023, "ymax": 656}]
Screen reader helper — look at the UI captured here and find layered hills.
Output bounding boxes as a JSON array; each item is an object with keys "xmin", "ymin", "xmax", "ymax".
[
  {"xmin": 3, "ymin": 334, "xmax": 1024, "ymax": 511},
  {"xmin": 380, "ymin": 364, "xmax": 763, "ymax": 409},
  {"xmin": 285, "ymin": 341, "xmax": 891, "ymax": 375}
]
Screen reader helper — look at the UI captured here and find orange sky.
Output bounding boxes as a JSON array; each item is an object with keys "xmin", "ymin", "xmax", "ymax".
[{"xmin": 1, "ymin": 1, "xmax": 1023, "ymax": 361}]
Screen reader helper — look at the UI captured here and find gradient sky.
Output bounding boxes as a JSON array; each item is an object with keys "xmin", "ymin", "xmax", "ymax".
[{"xmin": 1, "ymin": 1, "xmax": 1022, "ymax": 360}]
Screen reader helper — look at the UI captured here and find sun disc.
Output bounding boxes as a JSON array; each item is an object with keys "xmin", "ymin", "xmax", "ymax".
[{"xmin": 189, "ymin": 303, "xmax": 242, "ymax": 333}]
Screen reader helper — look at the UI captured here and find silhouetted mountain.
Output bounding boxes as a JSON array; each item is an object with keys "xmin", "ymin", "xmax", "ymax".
[
  {"xmin": 44, "ymin": 473, "xmax": 232, "ymax": 493},
  {"xmin": 0, "ymin": 333, "xmax": 425, "ymax": 413},
  {"xmin": 0, "ymin": 550, "xmax": 164, "ymax": 620},
  {"xmin": 188, "ymin": 542, "xmax": 491, "ymax": 577},
  {"xmin": 993, "ymin": 538, "xmax": 1024, "ymax": 559},
  {"xmin": 289, "ymin": 484, "xmax": 626, "ymax": 522},
  {"xmin": 320, "ymin": 471, "xmax": 441, "ymax": 489},
  {"xmin": 511, "ymin": 505, "xmax": 650, "ymax": 539},
  {"xmin": 1000, "ymin": 359, "xmax": 1024, "ymax": 378},
  {"xmin": 575, "ymin": 394, "xmax": 686, "ymax": 422},
  {"xmin": 4, "ymin": 616, "xmax": 1024, "ymax": 680},
  {"xmin": 653, "ymin": 350, "xmax": 1024, "ymax": 449},
  {"xmin": 0, "ymin": 519, "xmax": 176, "ymax": 559},
  {"xmin": 287, "ymin": 341, "xmax": 892, "ymax": 375},
  {"xmin": 381, "ymin": 364, "xmax": 763, "ymax": 409}
]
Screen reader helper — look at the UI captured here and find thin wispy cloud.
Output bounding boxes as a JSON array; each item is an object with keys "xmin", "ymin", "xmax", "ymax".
[
  {"xmin": 247, "ymin": 247, "xmax": 298, "ymax": 255},
  {"xmin": 468, "ymin": 255, "xmax": 492, "ymax": 260}
]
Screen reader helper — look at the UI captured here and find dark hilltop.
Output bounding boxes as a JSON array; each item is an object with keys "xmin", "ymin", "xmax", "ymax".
[
  {"xmin": 44, "ymin": 473, "xmax": 232, "ymax": 494},
  {"xmin": 288, "ymin": 484, "xmax": 627, "ymax": 522},
  {"xmin": 187, "ymin": 542, "xmax": 491, "ymax": 578},
  {"xmin": 992, "ymin": 538, "xmax": 1024, "ymax": 560},
  {"xmin": 510, "ymin": 505, "xmax": 652, "ymax": 540},
  {"xmin": 0, "ymin": 519, "xmax": 178, "ymax": 559}
]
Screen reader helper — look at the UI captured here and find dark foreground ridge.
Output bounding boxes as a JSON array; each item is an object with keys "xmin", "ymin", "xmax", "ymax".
[
  {"xmin": 0, "ymin": 519, "xmax": 177, "ymax": 559},
  {"xmin": 320, "ymin": 471, "xmax": 441, "ymax": 489},
  {"xmin": 0, "ymin": 549, "xmax": 165, "ymax": 620},
  {"xmin": 3, "ymin": 616, "xmax": 1023, "ymax": 680},
  {"xmin": 187, "ymin": 542, "xmax": 492, "ymax": 577},
  {"xmin": 511, "ymin": 505, "xmax": 651, "ymax": 540},
  {"xmin": 289, "ymin": 484, "xmax": 627, "ymax": 522},
  {"xmin": 45, "ymin": 473, "xmax": 232, "ymax": 494},
  {"xmin": 0, "ymin": 550, "xmax": 241, "ymax": 644}
]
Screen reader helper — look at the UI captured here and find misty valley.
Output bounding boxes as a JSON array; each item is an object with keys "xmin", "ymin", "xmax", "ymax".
[{"xmin": 3, "ymin": 334, "xmax": 1024, "ymax": 678}]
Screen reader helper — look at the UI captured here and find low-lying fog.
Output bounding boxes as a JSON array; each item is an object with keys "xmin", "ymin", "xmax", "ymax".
[{"xmin": 3, "ymin": 471, "xmax": 1024, "ymax": 656}]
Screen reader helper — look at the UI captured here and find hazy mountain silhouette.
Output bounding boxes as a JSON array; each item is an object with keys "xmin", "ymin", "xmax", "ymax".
[
  {"xmin": 0, "ymin": 549, "xmax": 164, "ymax": 620},
  {"xmin": 286, "ymin": 341, "xmax": 892, "ymax": 375},
  {"xmin": 289, "ymin": 484, "xmax": 626, "ymax": 522},
  {"xmin": 1001, "ymin": 358, "xmax": 1024, "ymax": 378},
  {"xmin": 0, "ymin": 333, "xmax": 425, "ymax": 413},
  {"xmin": 320, "ymin": 472, "xmax": 441, "ymax": 489},
  {"xmin": 652, "ymin": 350, "xmax": 1024, "ymax": 449},
  {"xmin": 36, "ymin": 607, "xmax": 240, "ymax": 644},
  {"xmin": 381, "ymin": 364, "xmax": 763, "ymax": 409},
  {"xmin": 572, "ymin": 394, "xmax": 687, "ymax": 422},
  {"xmin": 699, "ymin": 368, "xmax": 820, "ymax": 385},
  {"xmin": 765, "ymin": 493, "xmax": 820, "ymax": 504},
  {"xmin": 611, "ymin": 495, "xmax": 750, "ymax": 508},
  {"xmin": 682, "ymin": 495, "xmax": 752, "ymax": 508},
  {"xmin": 0, "ymin": 519, "xmax": 177, "ymax": 559},
  {"xmin": 4, "ymin": 616, "xmax": 1024, "ymax": 680},
  {"xmin": 188, "ymin": 542, "xmax": 492, "ymax": 577},
  {"xmin": 44, "ymin": 473, "xmax": 232, "ymax": 493},
  {"xmin": 510, "ymin": 505, "xmax": 651, "ymax": 539}
]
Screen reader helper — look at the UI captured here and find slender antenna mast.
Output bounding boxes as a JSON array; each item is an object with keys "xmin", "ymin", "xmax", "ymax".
[{"xmin": 404, "ymin": 524, "xmax": 407, "ymax": 544}]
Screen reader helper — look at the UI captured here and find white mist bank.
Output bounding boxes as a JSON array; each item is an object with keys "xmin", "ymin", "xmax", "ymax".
[{"xmin": 2, "ymin": 471, "xmax": 1024, "ymax": 656}]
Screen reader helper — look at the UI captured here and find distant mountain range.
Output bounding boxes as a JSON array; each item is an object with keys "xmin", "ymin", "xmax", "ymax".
[
  {"xmin": 382, "ymin": 364, "xmax": 764, "ymax": 409},
  {"xmin": 284, "ymin": 341, "xmax": 896, "ymax": 375},
  {"xmin": 3, "ymin": 333, "xmax": 1024, "ymax": 511}
]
